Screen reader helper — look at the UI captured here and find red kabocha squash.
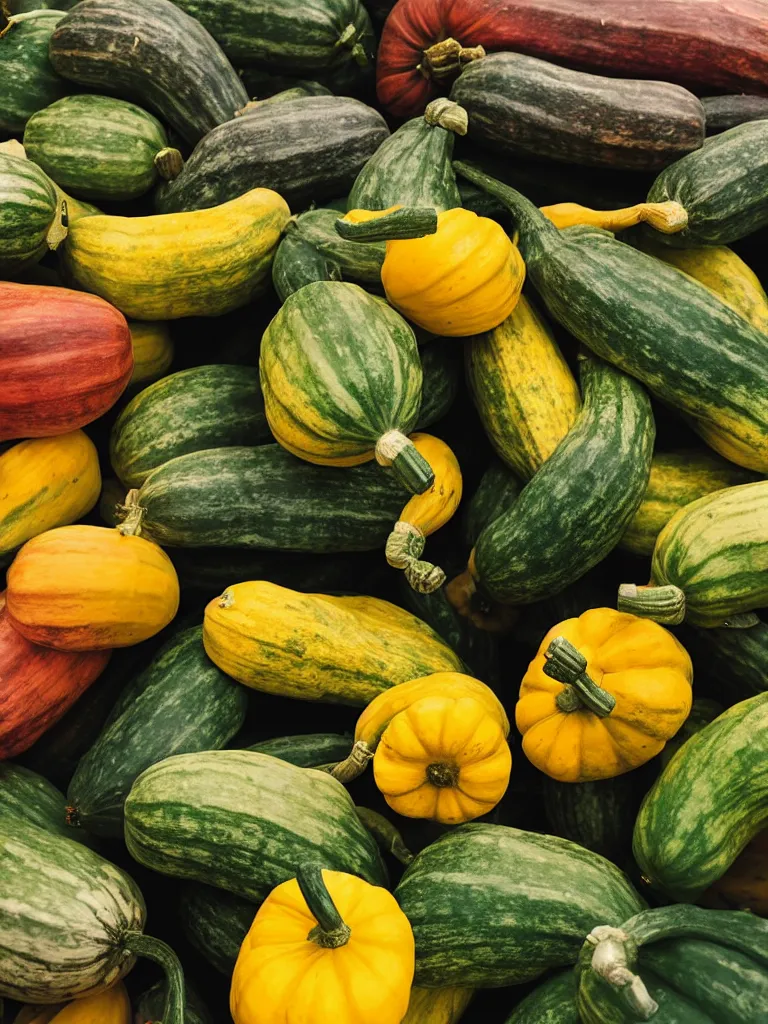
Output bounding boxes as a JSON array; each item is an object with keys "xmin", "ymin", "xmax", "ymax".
[
  {"xmin": 0, "ymin": 282, "xmax": 133, "ymax": 441},
  {"xmin": 0, "ymin": 592, "xmax": 110, "ymax": 759},
  {"xmin": 377, "ymin": 0, "xmax": 768, "ymax": 118}
]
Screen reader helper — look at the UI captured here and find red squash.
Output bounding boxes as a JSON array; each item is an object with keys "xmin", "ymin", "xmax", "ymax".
[
  {"xmin": 0, "ymin": 282, "xmax": 133, "ymax": 441},
  {"xmin": 377, "ymin": 0, "xmax": 768, "ymax": 117},
  {"xmin": 0, "ymin": 593, "xmax": 111, "ymax": 759}
]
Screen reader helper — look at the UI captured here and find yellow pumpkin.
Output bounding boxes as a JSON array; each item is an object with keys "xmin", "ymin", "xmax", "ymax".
[
  {"xmin": 127, "ymin": 321, "xmax": 174, "ymax": 387},
  {"xmin": 231, "ymin": 866, "xmax": 414, "ymax": 1024},
  {"xmin": 516, "ymin": 608, "xmax": 693, "ymax": 782},
  {"xmin": 16, "ymin": 983, "xmax": 130, "ymax": 1024},
  {"xmin": 0, "ymin": 431, "xmax": 101, "ymax": 560},
  {"xmin": 401, "ymin": 988, "xmax": 474, "ymax": 1024},
  {"xmin": 386, "ymin": 433, "xmax": 463, "ymax": 593}
]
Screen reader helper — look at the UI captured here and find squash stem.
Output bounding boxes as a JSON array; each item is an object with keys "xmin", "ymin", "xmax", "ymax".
[
  {"xmin": 585, "ymin": 925, "xmax": 658, "ymax": 1019},
  {"xmin": 297, "ymin": 865, "xmax": 351, "ymax": 949},
  {"xmin": 116, "ymin": 488, "xmax": 147, "ymax": 537},
  {"xmin": 356, "ymin": 807, "xmax": 414, "ymax": 866},
  {"xmin": 417, "ymin": 37, "xmax": 485, "ymax": 81},
  {"xmin": 404, "ymin": 557, "xmax": 446, "ymax": 594},
  {"xmin": 540, "ymin": 201, "xmax": 688, "ymax": 235},
  {"xmin": 386, "ymin": 521, "xmax": 425, "ymax": 568},
  {"xmin": 617, "ymin": 583, "xmax": 686, "ymax": 625},
  {"xmin": 337, "ymin": 207, "xmax": 438, "ymax": 242},
  {"xmin": 153, "ymin": 148, "xmax": 184, "ymax": 181},
  {"xmin": 329, "ymin": 739, "xmax": 374, "ymax": 783},
  {"xmin": 122, "ymin": 933, "xmax": 185, "ymax": 1024},
  {"xmin": 544, "ymin": 637, "xmax": 616, "ymax": 717},
  {"xmin": 424, "ymin": 98, "xmax": 468, "ymax": 135},
  {"xmin": 376, "ymin": 431, "xmax": 435, "ymax": 494}
]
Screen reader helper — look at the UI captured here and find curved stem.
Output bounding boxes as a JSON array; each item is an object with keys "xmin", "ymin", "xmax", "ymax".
[
  {"xmin": 356, "ymin": 807, "xmax": 414, "ymax": 866},
  {"xmin": 585, "ymin": 926, "xmax": 658, "ymax": 1020},
  {"xmin": 122, "ymin": 932, "xmax": 185, "ymax": 1024},
  {"xmin": 375, "ymin": 431, "xmax": 435, "ymax": 494},
  {"xmin": 115, "ymin": 489, "xmax": 147, "ymax": 537},
  {"xmin": 329, "ymin": 739, "xmax": 374, "ymax": 783},
  {"xmin": 337, "ymin": 207, "xmax": 438, "ymax": 242},
  {"xmin": 386, "ymin": 521, "xmax": 425, "ymax": 568},
  {"xmin": 417, "ymin": 37, "xmax": 485, "ymax": 81},
  {"xmin": 618, "ymin": 583, "xmax": 686, "ymax": 625},
  {"xmin": 544, "ymin": 637, "xmax": 616, "ymax": 717},
  {"xmin": 153, "ymin": 147, "xmax": 183, "ymax": 181},
  {"xmin": 404, "ymin": 557, "xmax": 446, "ymax": 594},
  {"xmin": 540, "ymin": 201, "xmax": 688, "ymax": 235},
  {"xmin": 424, "ymin": 98, "xmax": 468, "ymax": 135},
  {"xmin": 297, "ymin": 864, "xmax": 351, "ymax": 949}
]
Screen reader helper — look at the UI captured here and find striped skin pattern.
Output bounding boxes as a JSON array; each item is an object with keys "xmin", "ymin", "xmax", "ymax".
[
  {"xmin": 505, "ymin": 971, "xmax": 578, "ymax": 1023},
  {"xmin": 127, "ymin": 320, "xmax": 173, "ymax": 388},
  {"xmin": 542, "ymin": 775, "xmax": 639, "ymax": 863},
  {"xmin": 472, "ymin": 355, "xmax": 654, "ymax": 605},
  {"xmin": 247, "ymin": 733, "xmax": 353, "ymax": 767},
  {"xmin": 0, "ymin": 432, "xmax": 101, "ymax": 560},
  {"xmin": 272, "ymin": 229, "xmax": 342, "ymax": 301},
  {"xmin": 24, "ymin": 95, "xmax": 172, "ymax": 202},
  {"xmin": 123, "ymin": 749, "xmax": 388, "ymax": 901},
  {"xmin": 416, "ymin": 345, "xmax": 460, "ymax": 431},
  {"xmin": 402, "ymin": 988, "xmax": 474, "ymax": 1024},
  {"xmin": 648, "ymin": 480, "xmax": 768, "ymax": 626},
  {"xmin": 633, "ymin": 693, "xmax": 768, "ymax": 902},
  {"xmin": 0, "ymin": 282, "xmax": 132, "ymax": 441},
  {"xmin": 0, "ymin": 594, "xmax": 110, "ymax": 759},
  {"xmin": 67, "ymin": 626, "xmax": 248, "ymax": 838},
  {"xmin": 261, "ymin": 281, "xmax": 423, "ymax": 466},
  {"xmin": 111, "ymin": 366, "xmax": 270, "ymax": 488},
  {"xmin": 0, "ymin": 763, "xmax": 93, "ymax": 847},
  {"xmin": 138, "ymin": 980, "xmax": 210, "ymax": 1024},
  {"xmin": 620, "ymin": 449, "xmax": 759, "ymax": 557},
  {"xmin": 136, "ymin": 444, "xmax": 412, "ymax": 550},
  {"xmin": 178, "ymin": 883, "xmax": 256, "ymax": 975},
  {"xmin": 49, "ymin": 0, "xmax": 249, "ymax": 145},
  {"xmin": 155, "ymin": 96, "xmax": 388, "ymax": 213},
  {"xmin": 0, "ymin": 152, "xmax": 57, "ymax": 272},
  {"xmin": 62, "ymin": 187, "xmax": 290, "ymax": 320},
  {"xmin": 280, "ymin": 208, "xmax": 385, "ymax": 285},
  {"xmin": 0, "ymin": 11, "xmax": 68, "ymax": 134},
  {"xmin": 465, "ymin": 295, "xmax": 581, "ymax": 481},
  {"xmin": 394, "ymin": 823, "xmax": 644, "ymax": 987},
  {"xmin": 463, "ymin": 458, "xmax": 521, "ymax": 547},
  {"xmin": 203, "ymin": 581, "xmax": 462, "ymax": 704},
  {"xmin": 679, "ymin": 617, "xmax": 768, "ymax": 702},
  {"xmin": 0, "ymin": 817, "xmax": 144, "ymax": 1002},
  {"xmin": 648, "ymin": 120, "xmax": 768, "ymax": 247}
]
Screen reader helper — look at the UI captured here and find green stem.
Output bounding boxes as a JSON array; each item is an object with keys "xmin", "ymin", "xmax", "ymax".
[
  {"xmin": 544, "ymin": 637, "xmax": 616, "ymax": 717},
  {"xmin": 329, "ymin": 739, "xmax": 374, "ymax": 783},
  {"xmin": 356, "ymin": 807, "xmax": 414, "ymax": 866},
  {"xmin": 122, "ymin": 933, "xmax": 185, "ymax": 1024},
  {"xmin": 296, "ymin": 864, "xmax": 351, "ymax": 949},
  {"xmin": 336, "ymin": 207, "xmax": 438, "ymax": 243},
  {"xmin": 375, "ymin": 431, "xmax": 435, "ymax": 495},
  {"xmin": 617, "ymin": 583, "xmax": 686, "ymax": 625}
]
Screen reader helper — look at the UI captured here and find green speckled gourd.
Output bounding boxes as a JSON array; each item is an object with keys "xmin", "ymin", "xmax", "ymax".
[
  {"xmin": 462, "ymin": 458, "xmax": 521, "ymax": 548},
  {"xmin": 395, "ymin": 823, "xmax": 644, "ymax": 988},
  {"xmin": 416, "ymin": 344, "xmax": 460, "ymax": 430},
  {"xmin": 656, "ymin": 698, "xmax": 723, "ymax": 771},
  {"xmin": 0, "ymin": 10, "xmax": 68, "ymax": 134},
  {"xmin": 272, "ymin": 226, "xmax": 342, "ymax": 301},
  {"xmin": 542, "ymin": 775, "xmax": 641, "ymax": 865},
  {"xmin": 277, "ymin": 208, "xmax": 385, "ymax": 288},
  {"xmin": 505, "ymin": 971, "xmax": 579, "ymax": 1023},
  {"xmin": 178, "ymin": 883, "xmax": 256, "ymax": 975},
  {"xmin": 0, "ymin": 763, "xmax": 92, "ymax": 846},
  {"xmin": 679, "ymin": 616, "xmax": 768, "ymax": 703},
  {"xmin": 246, "ymin": 733, "xmax": 353, "ymax": 768},
  {"xmin": 23, "ymin": 95, "xmax": 183, "ymax": 201},
  {"xmin": 0, "ymin": 151, "xmax": 58, "ymax": 273}
]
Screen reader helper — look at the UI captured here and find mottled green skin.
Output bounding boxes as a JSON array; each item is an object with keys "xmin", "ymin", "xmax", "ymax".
[
  {"xmin": 505, "ymin": 971, "xmax": 579, "ymax": 1023},
  {"xmin": 0, "ymin": 817, "xmax": 144, "ymax": 1001},
  {"xmin": 283, "ymin": 208, "xmax": 385, "ymax": 285},
  {"xmin": 136, "ymin": 444, "xmax": 410, "ymax": 550},
  {"xmin": 656, "ymin": 698, "xmax": 722, "ymax": 771},
  {"xmin": 650, "ymin": 480, "xmax": 768, "ymax": 627},
  {"xmin": 124, "ymin": 749, "xmax": 388, "ymax": 901},
  {"xmin": 394, "ymin": 824, "xmax": 644, "ymax": 988},
  {"xmin": 416, "ymin": 344, "xmax": 460, "ymax": 430},
  {"xmin": 49, "ymin": 0, "xmax": 249, "ymax": 145},
  {"xmin": 67, "ymin": 627, "xmax": 248, "ymax": 838},
  {"xmin": 272, "ymin": 228, "xmax": 342, "ymax": 301},
  {"xmin": 0, "ymin": 763, "xmax": 92, "ymax": 846},
  {"xmin": 463, "ymin": 457, "xmax": 521, "ymax": 547},
  {"xmin": 138, "ymin": 980, "xmax": 212, "ymax": 1024},
  {"xmin": 177, "ymin": 882, "xmax": 255, "ymax": 975},
  {"xmin": 474, "ymin": 355, "xmax": 654, "ymax": 605},
  {"xmin": 111, "ymin": 365, "xmax": 270, "ymax": 488},
  {"xmin": 0, "ymin": 10, "xmax": 68, "ymax": 133},
  {"xmin": 246, "ymin": 733, "xmax": 352, "ymax": 767},
  {"xmin": 542, "ymin": 775, "xmax": 639, "ymax": 864},
  {"xmin": 679, "ymin": 617, "xmax": 768, "ymax": 702},
  {"xmin": 24, "ymin": 94, "xmax": 170, "ymax": 201},
  {"xmin": 633, "ymin": 693, "xmax": 768, "ymax": 902},
  {"xmin": 649, "ymin": 120, "xmax": 768, "ymax": 246},
  {"xmin": 0, "ymin": 152, "xmax": 56, "ymax": 273}
]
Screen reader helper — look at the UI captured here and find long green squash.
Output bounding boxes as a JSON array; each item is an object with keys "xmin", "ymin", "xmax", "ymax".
[
  {"xmin": 0, "ymin": 151, "xmax": 58, "ymax": 274},
  {"xmin": 0, "ymin": 763, "xmax": 92, "ymax": 847},
  {"xmin": 246, "ymin": 733, "xmax": 353, "ymax": 768},
  {"xmin": 455, "ymin": 161, "xmax": 768, "ymax": 473},
  {"xmin": 0, "ymin": 10, "xmax": 68, "ymax": 133},
  {"xmin": 462, "ymin": 458, "xmax": 521, "ymax": 547},
  {"xmin": 177, "ymin": 882, "xmax": 256, "ymax": 975},
  {"xmin": 633, "ymin": 693, "xmax": 768, "ymax": 903},
  {"xmin": 123, "ymin": 749, "xmax": 388, "ymax": 901},
  {"xmin": 505, "ymin": 972, "xmax": 579, "ymax": 1024}
]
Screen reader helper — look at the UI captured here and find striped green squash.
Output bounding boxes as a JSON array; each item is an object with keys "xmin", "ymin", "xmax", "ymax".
[
  {"xmin": 272, "ymin": 226, "xmax": 342, "ymax": 302},
  {"xmin": 177, "ymin": 882, "xmax": 255, "ymax": 975},
  {"xmin": 679, "ymin": 616, "xmax": 768, "ymax": 703},
  {"xmin": 542, "ymin": 775, "xmax": 640, "ymax": 865},
  {"xmin": 0, "ymin": 10, "xmax": 68, "ymax": 134},
  {"xmin": 110, "ymin": 366, "xmax": 270, "ymax": 488},
  {"xmin": 619, "ymin": 480, "xmax": 768, "ymax": 627},
  {"xmin": 246, "ymin": 733, "xmax": 353, "ymax": 767},
  {"xmin": 505, "ymin": 972, "xmax": 578, "ymax": 1024},
  {"xmin": 462, "ymin": 458, "xmax": 521, "ymax": 547},
  {"xmin": 0, "ymin": 762, "xmax": 93, "ymax": 846},
  {"xmin": 633, "ymin": 693, "xmax": 768, "ymax": 902},
  {"xmin": 124, "ymin": 749, "xmax": 388, "ymax": 901},
  {"xmin": 416, "ymin": 344, "xmax": 460, "ymax": 430},
  {"xmin": 278, "ymin": 207, "xmax": 385, "ymax": 287},
  {"xmin": 0, "ymin": 151, "xmax": 57, "ymax": 273},
  {"xmin": 395, "ymin": 823, "xmax": 644, "ymax": 987},
  {"xmin": 138, "ymin": 980, "xmax": 212, "ymax": 1024},
  {"xmin": 23, "ymin": 94, "xmax": 183, "ymax": 202},
  {"xmin": 66, "ymin": 626, "xmax": 248, "ymax": 838}
]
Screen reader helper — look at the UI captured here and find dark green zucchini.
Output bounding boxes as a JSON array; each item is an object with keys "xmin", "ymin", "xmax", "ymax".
[
  {"xmin": 0, "ymin": 150, "xmax": 57, "ymax": 274},
  {"xmin": 0, "ymin": 10, "xmax": 68, "ymax": 134},
  {"xmin": 272, "ymin": 227, "xmax": 342, "ymax": 301},
  {"xmin": 462, "ymin": 458, "xmax": 521, "ymax": 547},
  {"xmin": 49, "ymin": 0, "xmax": 249, "ymax": 145},
  {"xmin": 542, "ymin": 774, "xmax": 642, "ymax": 864},
  {"xmin": 505, "ymin": 971, "xmax": 579, "ymax": 1024},
  {"xmin": 178, "ymin": 882, "xmax": 255, "ymax": 975},
  {"xmin": 456, "ymin": 161, "xmax": 768, "ymax": 474},
  {"xmin": 135, "ymin": 444, "xmax": 409, "ymax": 551},
  {"xmin": 66, "ymin": 626, "xmax": 248, "ymax": 838},
  {"xmin": 155, "ymin": 96, "xmax": 389, "ymax": 213},
  {"xmin": 0, "ymin": 763, "xmax": 93, "ymax": 846},
  {"xmin": 703, "ymin": 94, "xmax": 768, "ymax": 133},
  {"xmin": 137, "ymin": 980, "xmax": 213, "ymax": 1024},
  {"xmin": 678, "ymin": 616, "xmax": 768, "ymax": 704},
  {"xmin": 416, "ymin": 344, "xmax": 460, "ymax": 429},
  {"xmin": 110, "ymin": 365, "xmax": 270, "ymax": 488},
  {"xmin": 277, "ymin": 207, "xmax": 385, "ymax": 286},
  {"xmin": 246, "ymin": 733, "xmax": 352, "ymax": 767}
]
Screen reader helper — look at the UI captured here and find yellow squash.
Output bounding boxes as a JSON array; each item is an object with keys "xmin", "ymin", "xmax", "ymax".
[
  {"xmin": 540, "ymin": 200, "xmax": 688, "ymax": 235},
  {"xmin": 231, "ymin": 866, "xmax": 414, "ymax": 1024},
  {"xmin": 127, "ymin": 321, "xmax": 174, "ymax": 388},
  {"xmin": 16, "ymin": 983, "xmax": 130, "ymax": 1024},
  {"xmin": 517, "ymin": 608, "xmax": 693, "ymax": 782},
  {"xmin": 0, "ymin": 431, "xmax": 101, "ymax": 561},
  {"xmin": 465, "ymin": 295, "xmax": 581, "ymax": 480},
  {"xmin": 386, "ymin": 433, "xmax": 463, "ymax": 593},
  {"xmin": 402, "ymin": 988, "xmax": 474, "ymax": 1024},
  {"xmin": 62, "ymin": 188, "xmax": 290, "ymax": 320},
  {"xmin": 203, "ymin": 582, "xmax": 463, "ymax": 705}
]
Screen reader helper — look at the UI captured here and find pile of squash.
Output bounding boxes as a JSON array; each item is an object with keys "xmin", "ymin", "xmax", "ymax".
[{"xmin": 2, "ymin": 0, "xmax": 768, "ymax": 1021}]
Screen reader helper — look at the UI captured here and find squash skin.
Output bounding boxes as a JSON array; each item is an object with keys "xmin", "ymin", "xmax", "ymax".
[
  {"xmin": 0, "ymin": 763, "xmax": 92, "ymax": 846},
  {"xmin": 6, "ymin": 524, "xmax": 180, "ymax": 651},
  {"xmin": 0, "ymin": 282, "xmax": 132, "ymax": 441},
  {"xmin": 505, "ymin": 971, "xmax": 578, "ymax": 1023},
  {"xmin": 402, "ymin": 988, "xmax": 474, "ymax": 1024},
  {"xmin": 38, "ymin": 984, "xmax": 132, "ymax": 1024},
  {"xmin": 276, "ymin": 207, "xmax": 385, "ymax": 288},
  {"xmin": 463, "ymin": 458, "xmax": 521, "ymax": 547},
  {"xmin": 679, "ymin": 617, "xmax": 768, "ymax": 703},
  {"xmin": 465, "ymin": 295, "xmax": 581, "ymax": 481},
  {"xmin": 700, "ymin": 828, "xmax": 768, "ymax": 916},
  {"xmin": 0, "ymin": 11, "xmax": 68, "ymax": 134},
  {"xmin": 703, "ymin": 93, "xmax": 768, "ymax": 133},
  {"xmin": 0, "ymin": 593, "xmax": 110, "ymax": 759},
  {"xmin": 0, "ymin": 152, "xmax": 57, "ymax": 274},
  {"xmin": 416, "ymin": 345, "xmax": 460, "ymax": 431},
  {"xmin": 203, "ymin": 581, "xmax": 462, "ymax": 705},
  {"xmin": 127, "ymin": 320, "xmax": 173, "ymax": 388},
  {"xmin": 178, "ymin": 883, "xmax": 257, "ymax": 975},
  {"xmin": 247, "ymin": 734, "xmax": 353, "ymax": 768},
  {"xmin": 48, "ymin": 0, "xmax": 249, "ymax": 145},
  {"xmin": 450, "ymin": 52, "xmax": 705, "ymax": 171},
  {"xmin": 0, "ymin": 432, "xmax": 101, "ymax": 560}
]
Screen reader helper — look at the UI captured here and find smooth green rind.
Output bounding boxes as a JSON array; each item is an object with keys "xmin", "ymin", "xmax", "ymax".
[
  {"xmin": 24, "ymin": 94, "xmax": 172, "ymax": 201},
  {"xmin": 282, "ymin": 208, "xmax": 386, "ymax": 285},
  {"xmin": 0, "ymin": 763, "xmax": 92, "ymax": 846},
  {"xmin": 177, "ymin": 883, "xmax": 255, "ymax": 975},
  {"xmin": 67, "ymin": 626, "xmax": 248, "ymax": 838},
  {"xmin": 416, "ymin": 344, "xmax": 460, "ymax": 429},
  {"xmin": 124, "ymin": 749, "xmax": 388, "ymax": 901},
  {"xmin": 505, "ymin": 971, "xmax": 579, "ymax": 1023},
  {"xmin": 473, "ymin": 354, "xmax": 654, "ymax": 605},
  {"xmin": 633, "ymin": 693, "xmax": 768, "ymax": 902},
  {"xmin": 246, "ymin": 733, "xmax": 353, "ymax": 767},
  {"xmin": 0, "ymin": 151, "xmax": 56, "ymax": 273},
  {"xmin": 136, "ymin": 444, "xmax": 410, "ymax": 550},
  {"xmin": 272, "ymin": 227, "xmax": 342, "ymax": 301},
  {"xmin": 0, "ymin": 10, "xmax": 68, "ymax": 133},
  {"xmin": 395, "ymin": 823, "xmax": 644, "ymax": 988},
  {"xmin": 110, "ymin": 365, "xmax": 270, "ymax": 488},
  {"xmin": 463, "ymin": 458, "xmax": 521, "ymax": 547}
]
